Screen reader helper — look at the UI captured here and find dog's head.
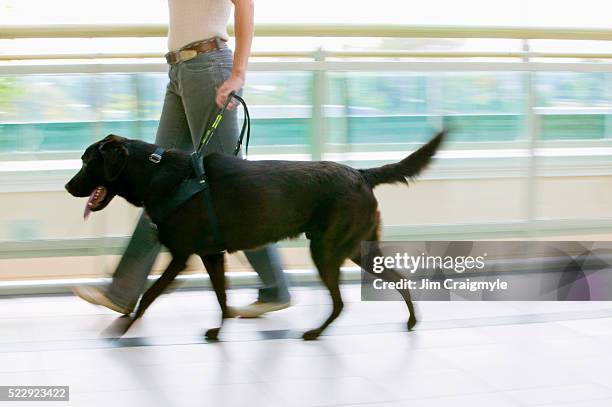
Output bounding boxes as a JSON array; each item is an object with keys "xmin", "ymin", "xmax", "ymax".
[{"xmin": 65, "ymin": 134, "xmax": 130, "ymax": 218}]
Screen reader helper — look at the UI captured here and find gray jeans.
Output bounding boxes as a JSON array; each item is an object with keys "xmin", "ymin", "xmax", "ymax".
[{"xmin": 106, "ymin": 48, "xmax": 290, "ymax": 308}]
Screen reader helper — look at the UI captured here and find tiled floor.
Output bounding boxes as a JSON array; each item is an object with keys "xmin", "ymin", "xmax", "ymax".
[{"xmin": 2, "ymin": 285, "xmax": 612, "ymax": 406}]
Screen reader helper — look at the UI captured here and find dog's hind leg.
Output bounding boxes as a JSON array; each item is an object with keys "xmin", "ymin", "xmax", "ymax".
[
  {"xmin": 303, "ymin": 238, "xmax": 344, "ymax": 341},
  {"xmin": 350, "ymin": 228, "xmax": 417, "ymax": 331},
  {"xmin": 199, "ymin": 253, "xmax": 227, "ymax": 341}
]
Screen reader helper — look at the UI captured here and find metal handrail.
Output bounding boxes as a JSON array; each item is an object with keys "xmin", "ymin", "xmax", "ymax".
[
  {"xmin": 4, "ymin": 24, "xmax": 612, "ymax": 62},
  {"xmin": 0, "ymin": 51, "xmax": 311, "ymax": 61},
  {"xmin": 5, "ymin": 51, "xmax": 612, "ymax": 61},
  {"xmin": 3, "ymin": 23, "xmax": 612, "ymax": 40}
]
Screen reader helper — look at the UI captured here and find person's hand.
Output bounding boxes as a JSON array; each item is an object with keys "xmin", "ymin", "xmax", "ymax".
[{"xmin": 215, "ymin": 75, "xmax": 244, "ymax": 110}]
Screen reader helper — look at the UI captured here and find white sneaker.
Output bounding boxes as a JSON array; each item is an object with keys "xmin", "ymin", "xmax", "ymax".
[
  {"xmin": 229, "ymin": 300, "xmax": 290, "ymax": 318},
  {"xmin": 73, "ymin": 286, "xmax": 133, "ymax": 315}
]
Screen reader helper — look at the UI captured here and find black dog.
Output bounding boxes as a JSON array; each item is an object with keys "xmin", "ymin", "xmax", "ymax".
[{"xmin": 66, "ymin": 131, "xmax": 445, "ymax": 340}]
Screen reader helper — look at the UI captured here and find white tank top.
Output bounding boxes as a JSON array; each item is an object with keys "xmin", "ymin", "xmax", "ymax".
[{"xmin": 167, "ymin": 0, "xmax": 232, "ymax": 51}]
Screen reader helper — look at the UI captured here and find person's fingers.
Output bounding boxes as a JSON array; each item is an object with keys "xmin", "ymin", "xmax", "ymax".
[
  {"xmin": 216, "ymin": 88, "xmax": 228, "ymax": 108},
  {"xmin": 215, "ymin": 78, "xmax": 242, "ymax": 108},
  {"xmin": 221, "ymin": 95, "xmax": 234, "ymax": 109},
  {"xmin": 217, "ymin": 86, "xmax": 231, "ymax": 107}
]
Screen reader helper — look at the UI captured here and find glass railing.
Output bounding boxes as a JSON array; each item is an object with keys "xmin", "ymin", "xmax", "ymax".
[
  {"xmin": 2, "ymin": 24, "xmax": 612, "ymax": 280},
  {"xmin": 2, "ymin": 72, "xmax": 611, "ymax": 154}
]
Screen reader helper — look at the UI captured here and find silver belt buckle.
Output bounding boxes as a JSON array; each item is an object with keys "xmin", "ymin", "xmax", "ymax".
[{"xmin": 179, "ymin": 49, "xmax": 198, "ymax": 62}]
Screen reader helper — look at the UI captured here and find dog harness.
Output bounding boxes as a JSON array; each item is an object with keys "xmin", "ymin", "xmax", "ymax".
[{"xmin": 146, "ymin": 92, "xmax": 250, "ymax": 251}]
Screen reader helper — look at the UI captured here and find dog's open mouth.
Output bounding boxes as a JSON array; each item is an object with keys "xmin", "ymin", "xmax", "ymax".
[{"xmin": 84, "ymin": 186, "xmax": 111, "ymax": 219}]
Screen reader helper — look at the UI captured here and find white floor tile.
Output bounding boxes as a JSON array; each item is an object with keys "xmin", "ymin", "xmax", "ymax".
[
  {"xmin": 269, "ymin": 376, "xmax": 394, "ymax": 407},
  {"xmin": 504, "ymin": 383, "xmax": 612, "ymax": 406},
  {"xmin": 374, "ymin": 368, "xmax": 494, "ymax": 401},
  {"xmin": 399, "ymin": 393, "xmax": 520, "ymax": 407}
]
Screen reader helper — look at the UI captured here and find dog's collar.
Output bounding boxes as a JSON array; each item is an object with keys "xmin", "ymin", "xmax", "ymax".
[{"xmin": 149, "ymin": 147, "xmax": 165, "ymax": 164}]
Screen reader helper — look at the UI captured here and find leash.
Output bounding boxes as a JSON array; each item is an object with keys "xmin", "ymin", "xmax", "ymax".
[
  {"xmin": 147, "ymin": 92, "xmax": 252, "ymax": 252},
  {"xmin": 191, "ymin": 91, "xmax": 251, "ymax": 249},
  {"xmin": 197, "ymin": 91, "xmax": 251, "ymax": 158}
]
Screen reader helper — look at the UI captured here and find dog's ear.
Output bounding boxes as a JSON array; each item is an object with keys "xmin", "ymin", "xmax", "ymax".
[
  {"xmin": 98, "ymin": 136, "xmax": 129, "ymax": 181},
  {"xmin": 100, "ymin": 134, "xmax": 126, "ymax": 145}
]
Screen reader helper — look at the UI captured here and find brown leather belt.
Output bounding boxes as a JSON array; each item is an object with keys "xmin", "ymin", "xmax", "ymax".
[{"xmin": 165, "ymin": 37, "xmax": 228, "ymax": 65}]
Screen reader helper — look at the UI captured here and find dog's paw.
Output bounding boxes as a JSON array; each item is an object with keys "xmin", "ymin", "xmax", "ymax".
[
  {"xmin": 302, "ymin": 329, "xmax": 322, "ymax": 341},
  {"xmin": 407, "ymin": 315, "xmax": 417, "ymax": 331},
  {"xmin": 205, "ymin": 327, "xmax": 221, "ymax": 341}
]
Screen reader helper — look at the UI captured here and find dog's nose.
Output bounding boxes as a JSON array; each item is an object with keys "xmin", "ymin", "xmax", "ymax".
[{"xmin": 64, "ymin": 182, "xmax": 72, "ymax": 193}]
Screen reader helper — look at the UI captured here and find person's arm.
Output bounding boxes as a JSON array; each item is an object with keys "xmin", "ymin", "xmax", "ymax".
[{"xmin": 215, "ymin": 0, "xmax": 254, "ymax": 109}]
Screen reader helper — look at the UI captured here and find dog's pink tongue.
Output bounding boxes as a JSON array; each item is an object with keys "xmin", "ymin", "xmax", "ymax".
[{"xmin": 83, "ymin": 190, "xmax": 96, "ymax": 220}]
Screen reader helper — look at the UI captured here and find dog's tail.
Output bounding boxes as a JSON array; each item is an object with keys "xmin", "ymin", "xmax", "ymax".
[{"xmin": 359, "ymin": 130, "xmax": 446, "ymax": 188}]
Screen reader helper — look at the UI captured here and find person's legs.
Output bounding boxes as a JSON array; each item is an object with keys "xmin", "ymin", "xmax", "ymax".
[
  {"xmin": 178, "ymin": 49, "xmax": 291, "ymax": 310},
  {"xmin": 104, "ymin": 213, "xmax": 161, "ymax": 310},
  {"xmin": 244, "ymin": 245, "xmax": 291, "ymax": 303},
  {"xmin": 75, "ymin": 67, "xmax": 193, "ymax": 312}
]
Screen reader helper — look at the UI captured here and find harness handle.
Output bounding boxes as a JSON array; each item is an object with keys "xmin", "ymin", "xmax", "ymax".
[{"xmin": 196, "ymin": 91, "xmax": 251, "ymax": 159}]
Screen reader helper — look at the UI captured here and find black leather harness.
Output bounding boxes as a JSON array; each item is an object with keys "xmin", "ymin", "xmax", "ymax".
[{"xmin": 145, "ymin": 92, "xmax": 250, "ymax": 250}]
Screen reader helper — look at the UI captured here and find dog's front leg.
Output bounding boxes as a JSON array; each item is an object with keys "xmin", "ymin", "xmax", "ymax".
[
  {"xmin": 133, "ymin": 255, "xmax": 188, "ymax": 321},
  {"xmin": 108, "ymin": 256, "xmax": 188, "ymax": 338},
  {"xmin": 200, "ymin": 253, "xmax": 227, "ymax": 341},
  {"xmin": 103, "ymin": 314, "xmax": 136, "ymax": 338}
]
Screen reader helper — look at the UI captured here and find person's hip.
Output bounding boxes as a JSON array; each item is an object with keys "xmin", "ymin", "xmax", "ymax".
[{"xmin": 165, "ymin": 36, "xmax": 231, "ymax": 65}]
